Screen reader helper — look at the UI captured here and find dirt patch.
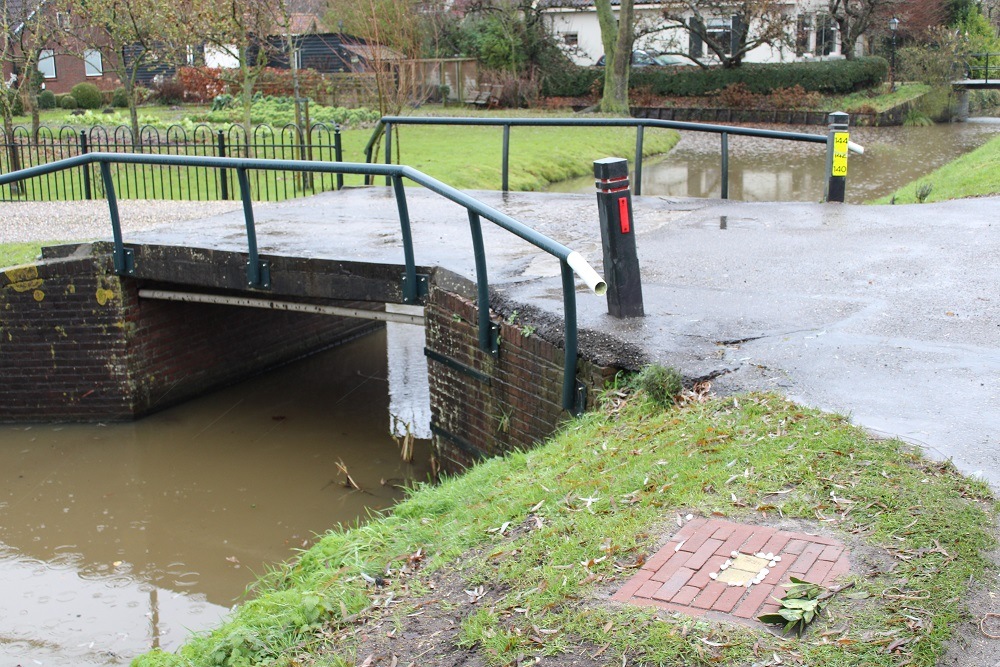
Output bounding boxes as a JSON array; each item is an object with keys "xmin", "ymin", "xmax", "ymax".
[{"xmin": 939, "ymin": 532, "xmax": 1000, "ymax": 667}]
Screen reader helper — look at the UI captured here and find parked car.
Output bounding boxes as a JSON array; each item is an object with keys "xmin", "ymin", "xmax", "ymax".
[
  {"xmin": 652, "ymin": 53, "xmax": 697, "ymax": 67},
  {"xmin": 595, "ymin": 50, "xmax": 657, "ymax": 67}
]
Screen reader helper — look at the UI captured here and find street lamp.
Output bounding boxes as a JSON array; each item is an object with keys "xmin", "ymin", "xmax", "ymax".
[{"xmin": 889, "ymin": 17, "xmax": 900, "ymax": 92}]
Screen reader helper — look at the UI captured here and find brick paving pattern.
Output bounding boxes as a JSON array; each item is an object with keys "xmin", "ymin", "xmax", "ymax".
[{"xmin": 612, "ymin": 518, "xmax": 851, "ymax": 623}]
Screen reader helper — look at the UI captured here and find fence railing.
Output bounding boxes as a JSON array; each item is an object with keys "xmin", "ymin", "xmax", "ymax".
[
  {"xmin": 0, "ymin": 152, "xmax": 606, "ymax": 413},
  {"xmin": 964, "ymin": 53, "xmax": 1000, "ymax": 82},
  {"xmin": 364, "ymin": 115, "xmax": 864, "ymax": 198},
  {"xmin": 0, "ymin": 123, "xmax": 344, "ymax": 202}
]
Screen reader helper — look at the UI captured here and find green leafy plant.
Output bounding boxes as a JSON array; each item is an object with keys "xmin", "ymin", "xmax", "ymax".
[
  {"xmin": 757, "ymin": 577, "xmax": 827, "ymax": 636},
  {"xmin": 915, "ymin": 182, "xmax": 934, "ymax": 203},
  {"xmin": 634, "ymin": 363, "xmax": 683, "ymax": 408}
]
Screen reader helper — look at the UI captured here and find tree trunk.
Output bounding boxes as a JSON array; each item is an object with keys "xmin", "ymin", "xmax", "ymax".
[{"xmin": 595, "ymin": 0, "xmax": 633, "ymax": 115}]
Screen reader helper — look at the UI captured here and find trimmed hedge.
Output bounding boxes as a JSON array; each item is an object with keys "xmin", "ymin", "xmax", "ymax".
[
  {"xmin": 542, "ymin": 57, "xmax": 888, "ymax": 98},
  {"xmin": 38, "ymin": 90, "xmax": 56, "ymax": 109},
  {"xmin": 70, "ymin": 82, "xmax": 103, "ymax": 109},
  {"xmin": 58, "ymin": 94, "xmax": 77, "ymax": 109}
]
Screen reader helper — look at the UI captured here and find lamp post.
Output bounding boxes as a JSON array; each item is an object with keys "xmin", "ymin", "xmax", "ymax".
[{"xmin": 889, "ymin": 17, "xmax": 899, "ymax": 92}]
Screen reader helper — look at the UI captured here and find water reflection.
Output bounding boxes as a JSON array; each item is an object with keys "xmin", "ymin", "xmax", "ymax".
[
  {"xmin": 548, "ymin": 120, "xmax": 1000, "ymax": 203},
  {"xmin": 0, "ymin": 327, "xmax": 432, "ymax": 666}
]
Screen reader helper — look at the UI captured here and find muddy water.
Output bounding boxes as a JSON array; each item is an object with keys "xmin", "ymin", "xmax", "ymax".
[
  {"xmin": 0, "ymin": 324, "xmax": 432, "ymax": 666},
  {"xmin": 548, "ymin": 119, "xmax": 1000, "ymax": 203}
]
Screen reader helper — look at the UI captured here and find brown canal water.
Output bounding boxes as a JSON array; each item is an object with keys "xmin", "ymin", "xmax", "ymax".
[
  {"xmin": 548, "ymin": 119, "xmax": 1000, "ymax": 203},
  {"xmin": 0, "ymin": 321, "xmax": 433, "ymax": 666}
]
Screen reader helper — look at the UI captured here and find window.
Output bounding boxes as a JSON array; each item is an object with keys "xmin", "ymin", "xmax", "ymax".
[
  {"xmin": 815, "ymin": 14, "xmax": 836, "ymax": 56},
  {"xmin": 84, "ymin": 49, "xmax": 103, "ymax": 76},
  {"xmin": 562, "ymin": 32, "xmax": 578, "ymax": 47},
  {"xmin": 706, "ymin": 18, "xmax": 733, "ymax": 55},
  {"xmin": 796, "ymin": 15, "xmax": 812, "ymax": 56},
  {"xmin": 38, "ymin": 50, "xmax": 56, "ymax": 79}
]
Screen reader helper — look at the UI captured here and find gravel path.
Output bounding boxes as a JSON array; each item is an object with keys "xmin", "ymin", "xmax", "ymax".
[{"xmin": 0, "ymin": 200, "xmax": 247, "ymax": 244}]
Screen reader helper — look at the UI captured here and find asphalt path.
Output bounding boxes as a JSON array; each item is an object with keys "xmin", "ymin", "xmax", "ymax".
[{"xmin": 115, "ymin": 188, "xmax": 1000, "ymax": 489}]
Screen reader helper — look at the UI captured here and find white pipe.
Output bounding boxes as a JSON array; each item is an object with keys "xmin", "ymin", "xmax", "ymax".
[
  {"xmin": 848, "ymin": 141, "xmax": 864, "ymax": 155},
  {"xmin": 137, "ymin": 290, "xmax": 425, "ymax": 325},
  {"xmin": 566, "ymin": 251, "xmax": 608, "ymax": 296}
]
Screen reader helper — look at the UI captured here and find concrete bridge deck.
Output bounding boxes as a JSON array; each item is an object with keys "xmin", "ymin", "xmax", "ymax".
[{"xmin": 123, "ymin": 188, "xmax": 1000, "ymax": 488}]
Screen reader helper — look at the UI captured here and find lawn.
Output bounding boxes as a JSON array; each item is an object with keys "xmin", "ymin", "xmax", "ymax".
[{"xmin": 132, "ymin": 384, "xmax": 996, "ymax": 667}]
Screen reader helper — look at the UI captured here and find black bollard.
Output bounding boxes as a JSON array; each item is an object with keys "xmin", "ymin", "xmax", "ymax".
[
  {"xmin": 594, "ymin": 157, "xmax": 644, "ymax": 318},
  {"xmin": 825, "ymin": 111, "xmax": 850, "ymax": 203}
]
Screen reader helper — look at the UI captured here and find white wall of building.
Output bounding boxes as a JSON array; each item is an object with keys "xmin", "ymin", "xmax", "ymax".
[{"xmin": 543, "ymin": 0, "xmax": 844, "ymax": 67}]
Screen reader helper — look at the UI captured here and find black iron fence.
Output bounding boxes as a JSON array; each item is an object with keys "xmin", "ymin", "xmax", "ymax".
[{"xmin": 0, "ymin": 123, "xmax": 344, "ymax": 202}]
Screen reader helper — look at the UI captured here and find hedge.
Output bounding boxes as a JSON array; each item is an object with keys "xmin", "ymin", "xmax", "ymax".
[{"xmin": 542, "ymin": 57, "xmax": 888, "ymax": 98}]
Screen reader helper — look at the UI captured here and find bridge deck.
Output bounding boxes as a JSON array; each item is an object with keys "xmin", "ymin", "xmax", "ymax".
[
  {"xmin": 120, "ymin": 188, "xmax": 1000, "ymax": 488},
  {"xmin": 953, "ymin": 78, "xmax": 1000, "ymax": 88}
]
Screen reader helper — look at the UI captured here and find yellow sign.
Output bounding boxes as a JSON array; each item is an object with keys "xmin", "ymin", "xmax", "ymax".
[{"xmin": 831, "ymin": 131, "xmax": 849, "ymax": 177}]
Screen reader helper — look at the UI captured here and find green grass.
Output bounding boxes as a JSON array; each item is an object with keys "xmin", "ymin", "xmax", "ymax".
[
  {"xmin": 872, "ymin": 131, "xmax": 1000, "ymax": 204},
  {"xmin": 823, "ymin": 83, "xmax": 930, "ymax": 114},
  {"xmin": 0, "ymin": 242, "xmax": 56, "ymax": 268},
  {"xmin": 133, "ymin": 390, "xmax": 995, "ymax": 667}
]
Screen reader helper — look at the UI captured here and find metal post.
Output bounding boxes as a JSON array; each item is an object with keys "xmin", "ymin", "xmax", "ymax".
[
  {"xmin": 334, "ymin": 125, "xmax": 344, "ymax": 190},
  {"xmin": 825, "ymin": 111, "xmax": 849, "ymax": 203},
  {"xmin": 79, "ymin": 131, "xmax": 92, "ymax": 200},
  {"xmin": 392, "ymin": 174, "xmax": 418, "ymax": 304},
  {"xmin": 501, "ymin": 124, "xmax": 510, "ymax": 192},
  {"xmin": 468, "ymin": 211, "xmax": 498, "ymax": 355},
  {"xmin": 236, "ymin": 167, "xmax": 270, "ymax": 289},
  {"xmin": 384, "ymin": 122, "xmax": 392, "ymax": 186},
  {"xmin": 99, "ymin": 160, "xmax": 133, "ymax": 276},
  {"xmin": 720, "ymin": 132, "xmax": 729, "ymax": 200},
  {"xmin": 217, "ymin": 130, "xmax": 230, "ymax": 201},
  {"xmin": 594, "ymin": 157, "xmax": 644, "ymax": 318},
  {"xmin": 634, "ymin": 124, "xmax": 644, "ymax": 196}
]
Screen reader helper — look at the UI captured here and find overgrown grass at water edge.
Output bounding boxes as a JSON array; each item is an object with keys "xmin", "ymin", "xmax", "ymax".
[
  {"xmin": 873, "ymin": 132, "xmax": 1000, "ymax": 203},
  {"xmin": 134, "ymin": 391, "xmax": 996, "ymax": 667}
]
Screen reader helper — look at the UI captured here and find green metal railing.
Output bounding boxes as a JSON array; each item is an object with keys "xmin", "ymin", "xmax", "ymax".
[
  {"xmin": 965, "ymin": 53, "xmax": 1000, "ymax": 82},
  {"xmin": 0, "ymin": 152, "xmax": 606, "ymax": 412},
  {"xmin": 364, "ymin": 116, "xmax": 863, "ymax": 198}
]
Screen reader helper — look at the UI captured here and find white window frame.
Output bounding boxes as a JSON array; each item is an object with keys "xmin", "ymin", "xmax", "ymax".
[
  {"xmin": 706, "ymin": 18, "xmax": 733, "ymax": 56},
  {"xmin": 84, "ymin": 49, "xmax": 103, "ymax": 77},
  {"xmin": 38, "ymin": 50, "xmax": 56, "ymax": 79}
]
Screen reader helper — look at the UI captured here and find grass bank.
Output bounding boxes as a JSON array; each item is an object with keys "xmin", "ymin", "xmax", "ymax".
[
  {"xmin": 872, "ymin": 131, "xmax": 1000, "ymax": 204},
  {"xmin": 134, "ymin": 387, "xmax": 995, "ymax": 667}
]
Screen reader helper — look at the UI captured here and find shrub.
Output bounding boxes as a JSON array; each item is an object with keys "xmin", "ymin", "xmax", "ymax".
[
  {"xmin": 111, "ymin": 87, "xmax": 129, "ymax": 108},
  {"xmin": 541, "ymin": 57, "xmax": 889, "ymax": 98},
  {"xmin": 176, "ymin": 66, "xmax": 227, "ymax": 102},
  {"xmin": 37, "ymin": 90, "xmax": 56, "ymax": 109},
  {"xmin": 58, "ymin": 94, "xmax": 78, "ymax": 109},
  {"xmin": 634, "ymin": 364, "xmax": 683, "ymax": 408},
  {"xmin": 152, "ymin": 77, "xmax": 185, "ymax": 104},
  {"xmin": 70, "ymin": 83, "xmax": 102, "ymax": 109}
]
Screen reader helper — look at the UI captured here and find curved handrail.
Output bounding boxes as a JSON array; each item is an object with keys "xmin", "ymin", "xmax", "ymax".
[
  {"xmin": 364, "ymin": 115, "xmax": 865, "ymax": 195},
  {"xmin": 0, "ymin": 152, "xmax": 606, "ymax": 413}
]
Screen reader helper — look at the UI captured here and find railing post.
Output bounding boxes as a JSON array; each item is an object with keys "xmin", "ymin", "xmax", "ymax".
[
  {"xmin": 392, "ymin": 173, "xmax": 420, "ymax": 304},
  {"xmin": 236, "ymin": 167, "xmax": 270, "ymax": 289},
  {"xmin": 468, "ymin": 211, "xmax": 499, "ymax": 355},
  {"xmin": 217, "ymin": 130, "xmax": 230, "ymax": 201},
  {"xmin": 501, "ymin": 124, "xmax": 510, "ymax": 193},
  {"xmin": 594, "ymin": 157, "xmax": 644, "ymax": 318},
  {"xmin": 634, "ymin": 124, "xmax": 644, "ymax": 196},
  {"xmin": 98, "ymin": 160, "xmax": 134, "ymax": 276},
  {"xmin": 334, "ymin": 124, "xmax": 344, "ymax": 190},
  {"xmin": 824, "ymin": 111, "xmax": 850, "ymax": 203},
  {"xmin": 384, "ymin": 122, "xmax": 392, "ymax": 186},
  {"xmin": 720, "ymin": 131, "xmax": 729, "ymax": 200},
  {"xmin": 560, "ymin": 260, "xmax": 583, "ymax": 414},
  {"xmin": 79, "ymin": 131, "xmax": 92, "ymax": 200}
]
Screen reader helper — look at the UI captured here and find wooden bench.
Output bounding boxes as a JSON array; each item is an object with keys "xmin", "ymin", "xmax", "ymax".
[{"xmin": 466, "ymin": 84, "xmax": 501, "ymax": 108}]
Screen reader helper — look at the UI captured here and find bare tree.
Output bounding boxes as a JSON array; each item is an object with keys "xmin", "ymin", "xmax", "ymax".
[
  {"xmin": 53, "ymin": 0, "xmax": 182, "ymax": 139},
  {"xmin": 0, "ymin": 0, "xmax": 57, "ymax": 143},
  {"xmin": 595, "ymin": 0, "xmax": 634, "ymax": 114},
  {"xmin": 661, "ymin": 0, "xmax": 792, "ymax": 68},
  {"xmin": 195, "ymin": 0, "xmax": 282, "ymax": 139},
  {"xmin": 828, "ymin": 0, "xmax": 901, "ymax": 59}
]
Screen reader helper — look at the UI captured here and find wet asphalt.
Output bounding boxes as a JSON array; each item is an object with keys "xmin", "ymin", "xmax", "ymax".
[{"xmin": 124, "ymin": 187, "xmax": 1000, "ymax": 489}]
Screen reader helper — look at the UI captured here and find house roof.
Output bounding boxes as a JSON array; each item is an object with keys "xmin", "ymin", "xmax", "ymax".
[
  {"xmin": 340, "ymin": 41, "xmax": 404, "ymax": 62},
  {"xmin": 273, "ymin": 0, "xmax": 333, "ymax": 34}
]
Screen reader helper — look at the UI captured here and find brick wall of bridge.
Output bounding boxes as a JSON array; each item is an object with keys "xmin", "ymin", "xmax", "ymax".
[
  {"xmin": 425, "ymin": 284, "xmax": 618, "ymax": 472},
  {"xmin": 0, "ymin": 248, "xmax": 380, "ymax": 421}
]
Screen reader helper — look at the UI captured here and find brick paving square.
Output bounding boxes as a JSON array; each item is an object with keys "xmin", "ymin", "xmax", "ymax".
[{"xmin": 614, "ymin": 517, "xmax": 851, "ymax": 628}]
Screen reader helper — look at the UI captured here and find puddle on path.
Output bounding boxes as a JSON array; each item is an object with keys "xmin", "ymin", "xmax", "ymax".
[{"xmin": 0, "ymin": 324, "xmax": 432, "ymax": 666}]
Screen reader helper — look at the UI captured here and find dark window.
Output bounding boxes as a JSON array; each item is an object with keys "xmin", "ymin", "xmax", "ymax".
[
  {"xmin": 796, "ymin": 15, "xmax": 812, "ymax": 56},
  {"xmin": 816, "ymin": 14, "xmax": 836, "ymax": 56},
  {"xmin": 706, "ymin": 17, "xmax": 733, "ymax": 56}
]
